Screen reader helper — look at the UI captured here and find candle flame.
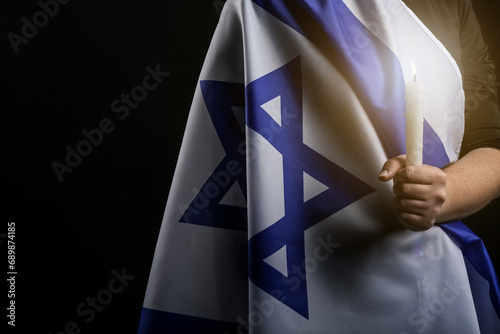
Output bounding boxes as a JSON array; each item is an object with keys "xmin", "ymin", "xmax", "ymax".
[{"xmin": 412, "ymin": 61, "xmax": 416, "ymax": 81}]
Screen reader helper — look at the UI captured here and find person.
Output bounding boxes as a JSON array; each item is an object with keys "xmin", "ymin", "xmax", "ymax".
[{"xmin": 138, "ymin": 1, "xmax": 500, "ymax": 333}]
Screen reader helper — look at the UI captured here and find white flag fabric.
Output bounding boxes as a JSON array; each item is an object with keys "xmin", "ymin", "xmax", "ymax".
[{"xmin": 138, "ymin": 1, "xmax": 500, "ymax": 333}]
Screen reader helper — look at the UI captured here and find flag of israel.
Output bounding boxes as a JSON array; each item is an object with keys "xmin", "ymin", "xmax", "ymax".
[{"xmin": 137, "ymin": 1, "xmax": 500, "ymax": 333}]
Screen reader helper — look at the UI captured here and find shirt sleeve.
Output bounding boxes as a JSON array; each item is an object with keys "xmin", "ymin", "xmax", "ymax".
[{"xmin": 457, "ymin": 0, "xmax": 500, "ymax": 157}]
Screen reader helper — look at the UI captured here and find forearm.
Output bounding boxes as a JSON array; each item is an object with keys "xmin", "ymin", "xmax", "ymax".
[{"xmin": 437, "ymin": 147, "xmax": 500, "ymax": 223}]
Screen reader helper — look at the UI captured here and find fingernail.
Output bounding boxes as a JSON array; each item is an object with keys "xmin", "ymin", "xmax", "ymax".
[{"xmin": 378, "ymin": 170, "xmax": 388, "ymax": 178}]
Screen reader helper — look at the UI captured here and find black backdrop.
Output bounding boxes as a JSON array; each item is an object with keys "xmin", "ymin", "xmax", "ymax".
[{"xmin": 2, "ymin": 1, "xmax": 499, "ymax": 333}]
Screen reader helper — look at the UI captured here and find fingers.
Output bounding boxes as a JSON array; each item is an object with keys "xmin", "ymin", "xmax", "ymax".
[
  {"xmin": 393, "ymin": 197, "xmax": 428, "ymax": 213},
  {"xmin": 378, "ymin": 158, "xmax": 448, "ymax": 231},
  {"xmin": 378, "ymin": 155, "xmax": 406, "ymax": 182},
  {"xmin": 393, "ymin": 196, "xmax": 441, "ymax": 231},
  {"xmin": 393, "ymin": 181, "xmax": 447, "ymax": 202},
  {"xmin": 393, "ymin": 182, "xmax": 427, "ymax": 199},
  {"xmin": 396, "ymin": 212, "xmax": 436, "ymax": 232},
  {"xmin": 393, "ymin": 168, "xmax": 447, "ymax": 202},
  {"xmin": 394, "ymin": 165, "xmax": 448, "ymax": 185}
]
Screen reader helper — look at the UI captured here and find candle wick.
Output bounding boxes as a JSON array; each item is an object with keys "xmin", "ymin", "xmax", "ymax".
[{"xmin": 414, "ymin": 74, "xmax": 416, "ymax": 82}]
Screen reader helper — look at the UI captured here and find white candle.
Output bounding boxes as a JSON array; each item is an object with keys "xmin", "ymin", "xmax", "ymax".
[{"xmin": 405, "ymin": 62, "xmax": 424, "ymax": 166}]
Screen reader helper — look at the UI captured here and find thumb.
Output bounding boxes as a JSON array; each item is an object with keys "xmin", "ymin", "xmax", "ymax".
[{"xmin": 378, "ymin": 155, "xmax": 406, "ymax": 182}]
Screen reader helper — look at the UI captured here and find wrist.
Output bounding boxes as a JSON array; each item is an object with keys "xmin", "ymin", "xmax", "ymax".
[{"xmin": 435, "ymin": 171, "xmax": 457, "ymax": 223}]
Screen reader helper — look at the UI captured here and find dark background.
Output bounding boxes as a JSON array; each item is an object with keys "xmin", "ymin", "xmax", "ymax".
[{"xmin": 2, "ymin": 1, "xmax": 499, "ymax": 333}]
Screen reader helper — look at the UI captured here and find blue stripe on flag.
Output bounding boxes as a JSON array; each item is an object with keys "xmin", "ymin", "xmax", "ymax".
[
  {"xmin": 137, "ymin": 308, "xmax": 240, "ymax": 334},
  {"xmin": 252, "ymin": 0, "xmax": 452, "ymax": 166},
  {"xmin": 423, "ymin": 119, "xmax": 450, "ymax": 168},
  {"xmin": 439, "ymin": 222, "xmax": 500, "ymax": 321},
  {"xmin": 252, "ymin": 0, "xmax": 406, "ymax": 158}
]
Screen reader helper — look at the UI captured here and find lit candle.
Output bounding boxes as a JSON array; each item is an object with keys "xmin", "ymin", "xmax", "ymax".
[{"xmin": 405, "ymin": 62, "xmax": 423, "ymax": 166}]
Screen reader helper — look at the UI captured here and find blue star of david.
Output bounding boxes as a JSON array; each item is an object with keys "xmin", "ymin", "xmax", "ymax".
[
  {"xmin": 178, "ymin": 54, "xmax": 451, "ymax": 320},
  {"xmin": 246, "ymin": 57, "xmax": 375, "ymax": 318},
  {"xmin": 179, "ymin": 80, "xmax": 248, "ymax": 231}
]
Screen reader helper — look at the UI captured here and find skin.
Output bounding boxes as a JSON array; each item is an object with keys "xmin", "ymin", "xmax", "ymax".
[{"xmin": 378, "ymin": 147, "xmax": 500, "ymax": 231}]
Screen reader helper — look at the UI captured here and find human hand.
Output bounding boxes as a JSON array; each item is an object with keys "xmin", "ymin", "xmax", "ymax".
[{"xmin": 378, "ymin": 155, "xmax": 448, "ymax": 231}]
